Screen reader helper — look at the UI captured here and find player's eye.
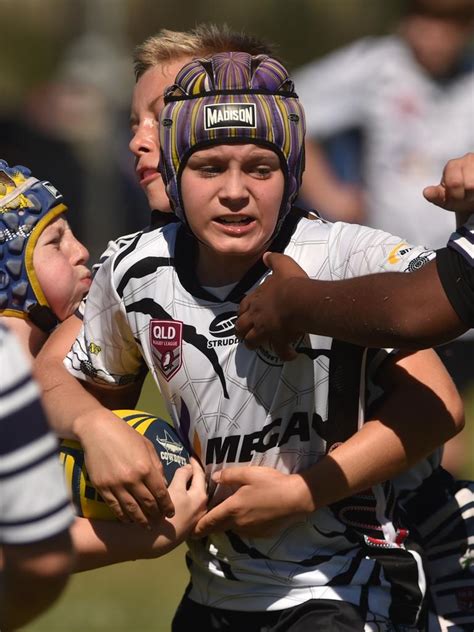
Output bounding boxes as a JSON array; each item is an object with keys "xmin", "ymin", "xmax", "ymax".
[
  {"xmin": 253, "ymin": 165, "xmax": 272, "ymax": 178},
  {"xmin": 48, "ymin": 232, "xmax": 63, "ymax": 247},
  {"xmin": 199, "ymin": 165, "xmax": 222, "ymax": 176}
]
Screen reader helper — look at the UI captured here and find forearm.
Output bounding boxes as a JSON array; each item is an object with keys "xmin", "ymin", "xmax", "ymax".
[
  {"xmin": 37, "ymin": 363, "xmax": 107, "ymax": 440},
  {"xmin": 71, "ymin": 517, "xmax": 187, "ymax": 572},
  {"xmin": 294, "ymin": 419, "xmax": 420, "ymax": 513},
  {"xmin": 282, "ymin": 263, "xmax": 466, "ymax": 348},
  {"xmin": 34, "ymin": 315, "xmax": 96, "ymax": 439},
  {"xmin": 295, "ymin": 350, "xmax": 464, "ymax": 513},
  {"xmin": 35, "ymin": 319, "xmax": 140, "ymax": 440},
  {"xmin": 37, "ymin": 359, "xmax": 141, "ymax": 441}
]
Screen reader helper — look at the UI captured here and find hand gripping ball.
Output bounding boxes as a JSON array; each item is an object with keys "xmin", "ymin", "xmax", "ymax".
[{"xmin": 59, "ymin": 410, "xmax": 190, "ymax": 520}]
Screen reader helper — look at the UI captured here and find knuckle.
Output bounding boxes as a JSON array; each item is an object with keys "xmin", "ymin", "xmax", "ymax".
[
  {"xmin": 104, "ymin": 497, "xmax": 120, "ymax": 510},
  {"xmin": 124, "ymin": 501, "xmax": 139, "ymax": 515},
  {"xmin": 142, "ymin": 497, "xmax": 159, "ymax": 513},
  {"xmin": 155, "ymin": 486, "xmax": 170, "ymax": 502},
  {"xmin": 124, "ymin": 463, "xmax": 149, "ymax": 483}
]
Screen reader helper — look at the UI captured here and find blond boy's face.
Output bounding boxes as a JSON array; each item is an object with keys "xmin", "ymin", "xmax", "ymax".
[{"xmin": 129, "ymin": 58, "xmax": 193, "ymax": 211}]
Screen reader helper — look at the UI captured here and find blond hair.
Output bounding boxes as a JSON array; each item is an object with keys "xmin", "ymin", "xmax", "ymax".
[{"xmin": 133, "ymin": 23, "xmax": 276, "ymax": 80}]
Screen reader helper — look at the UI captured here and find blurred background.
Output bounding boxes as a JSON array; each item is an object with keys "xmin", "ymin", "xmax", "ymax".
[
  {"xmin": 5, "ymin": 1, "xmax": 472, "ymax": 630},
  {"xmin": 1, "ymin": 0, "xmax": 402, "ymax": 262}
]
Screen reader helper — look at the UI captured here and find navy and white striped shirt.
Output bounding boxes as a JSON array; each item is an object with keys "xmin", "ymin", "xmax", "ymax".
[{"xmin": 0, "ymin": 324, "xmax": 73, "ymax": 544}]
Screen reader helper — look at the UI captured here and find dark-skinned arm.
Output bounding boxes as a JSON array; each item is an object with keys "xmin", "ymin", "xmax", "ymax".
[
  {"xmin": 236, "ymin": 255, "xmax": 467, "ymax": 355},
  {"xmin": 236, "ymin": 153, "xmax": 473, "ymax": 355}
]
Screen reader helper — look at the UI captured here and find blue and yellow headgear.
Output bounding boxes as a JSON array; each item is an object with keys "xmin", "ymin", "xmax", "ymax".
[{"xmin": 0, "ymin": 160, "xmax": 67, "ymax": 332}]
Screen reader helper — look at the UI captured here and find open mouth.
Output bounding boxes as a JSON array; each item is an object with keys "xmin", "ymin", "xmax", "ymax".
[{"xmin": 216, "ymin": 216, "xmax": 253, "ymax": 226}]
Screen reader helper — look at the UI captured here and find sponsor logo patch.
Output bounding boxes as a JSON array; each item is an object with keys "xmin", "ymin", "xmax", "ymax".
[
  {"xmin": 88, "ymin": 342, "xmax": 101, "ymax": 355},
  {"xmin": 150, "ymin": 319, "xmax": 183, "ymax": 380},
  {"xmin": 209, "ymin": 312, "xmax": 237, "ymax": 338},
  {"xmin": 388, "ymin": 242, "xmax": 413, "ymax": 264},
  {"xmin": 207, "ymin": 312, "xmax": 239, "ymax": 349},
  {"xmin": 405, "ymin": 253, "xmax": 430, "ymax": 272},
  {"xmin": 204, "ymin": 103, "xmax": 256, "ymax": 130}
]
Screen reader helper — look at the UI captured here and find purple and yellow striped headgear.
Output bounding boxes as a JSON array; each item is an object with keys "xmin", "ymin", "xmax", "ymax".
[{"xmin": 159, "ymin": 52, "xmax": 305, "ymax": 231}]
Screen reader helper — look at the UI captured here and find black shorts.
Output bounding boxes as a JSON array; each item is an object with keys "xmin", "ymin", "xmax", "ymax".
[{"xmin": 172, "ymin": 594, "xmax": 399, "ymax": 632}]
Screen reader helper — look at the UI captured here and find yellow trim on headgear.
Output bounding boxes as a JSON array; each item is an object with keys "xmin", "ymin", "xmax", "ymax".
[
  {"xmin": 24, "ymin": 202, "xmax": 67, "ymax": 308},
  {"xmin": 0, "ymin": 309, "xmax": 29, "ymax": 321}
]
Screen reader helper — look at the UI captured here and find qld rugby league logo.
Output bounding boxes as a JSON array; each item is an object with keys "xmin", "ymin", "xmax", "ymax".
[{"xmin": 149, "ymin": 319, "xmax": 183, "ymax": 381}]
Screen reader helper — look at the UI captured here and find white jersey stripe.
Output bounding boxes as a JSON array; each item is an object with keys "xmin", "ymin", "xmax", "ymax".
[
  {"xmin": 2, "ymin": 378, "xmax": 41, "ymax": 420},
  {"xmin": 0, "ymin": 432, "xmax": 58, "ymax": 475}
]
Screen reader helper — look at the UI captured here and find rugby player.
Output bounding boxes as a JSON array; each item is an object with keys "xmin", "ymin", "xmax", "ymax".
[{"xmin": 57, "ymin": 52, "xmax": 463, "ymax": 630}]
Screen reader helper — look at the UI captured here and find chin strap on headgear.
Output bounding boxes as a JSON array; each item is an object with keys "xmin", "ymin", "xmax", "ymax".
[{"xmin": 0, "ymin": 161, "xmax": 67, "ymax": 332}]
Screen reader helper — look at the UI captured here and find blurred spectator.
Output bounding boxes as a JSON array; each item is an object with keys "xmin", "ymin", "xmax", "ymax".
[
  {"xmin": 294, "ymin": 0, "xmax": 474, "ymax": 248},
  {"xmin": 293, "ymin": 0, "xmax": 474, "ymax": 476}
]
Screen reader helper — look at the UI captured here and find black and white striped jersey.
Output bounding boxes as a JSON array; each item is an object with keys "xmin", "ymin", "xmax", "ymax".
[
  {"xmin": 0, "ymin": 324, "xmax": 73, "ymax": 544},
  {"xmin": 436, "ymin": 214, "xmax": 474, "ymax": 327},
  {"xmin": 66, "ymin": 212, "xmax": 436, "ymax": 625}
]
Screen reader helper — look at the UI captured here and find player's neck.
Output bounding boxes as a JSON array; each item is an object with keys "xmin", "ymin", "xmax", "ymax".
[{"xmin": 196, "ymin": 249, "xmax": 260, "ymax": 287}]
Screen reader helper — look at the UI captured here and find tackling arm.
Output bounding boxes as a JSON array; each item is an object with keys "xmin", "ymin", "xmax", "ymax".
[
  {"xmin": 236, "ymin": 152, "xmax": 474, "ymax": 352},
  {"xmin": 35, "ymin": 315, "xmax": 175, "ymax": 526},
  {"xmin": 70, "ymin": 459, "xmax": 207, "ymax": 572},
  {"xmin": 194, "ymin": 348, "xmax": 463, "ymax": 537},
  {"xmin": 238, "ymin": 255, "xmax": 467, "ymax": 350}
]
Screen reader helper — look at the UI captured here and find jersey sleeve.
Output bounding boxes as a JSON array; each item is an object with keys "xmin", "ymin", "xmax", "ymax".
[
  {"xmin": 65, "ymin": 252, "xmax": 145, "ymax": 387},
  {"xmin": 0, "ymin": 325, "xmax": 74, "ymax": 544},
  {"xmin": 325, "ymin": 221, "xmax": 435, "ymax": 279},
  {"xmin": 447, "ymin": 213, "xmax": 474, "ymax": 266},
  {"xmin": 436, "ymin": 246, "xmax": 474, "ymax": 327},
  {"xmin": 74, "ymin": 231, "xmax": 145, "ymax": 320},
  {"xmin": 293, "ymin": 37, "xmax": 379, "ymax": 138}
]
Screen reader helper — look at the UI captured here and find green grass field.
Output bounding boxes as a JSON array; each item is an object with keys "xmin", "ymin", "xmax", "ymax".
[{"xmin": 22, "ymin": 376, "xmax": 474, "ymax": 632}]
